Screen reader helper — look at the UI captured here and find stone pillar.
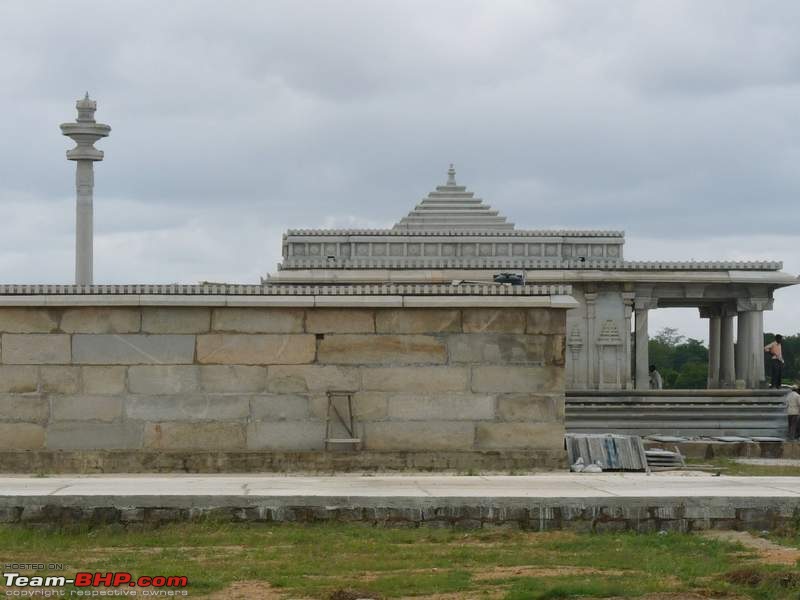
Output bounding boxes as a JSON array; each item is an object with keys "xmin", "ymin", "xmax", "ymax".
[
  {"xmin": 735, "ymin": 313, "xmax": 747, "ymax": 383},
  {"xmin": 700, "ymin": 306, "xmax": 721, "ymax": 388},
  {"xmin": 75, "ymin": 161, "xmax": 94, "ymax": 285},
  {"xmin": 634, "ymin": 297, "xmax": 656, "ymax": 389},
  {"xmin": 622, "ymin": 292, "xmax": 635, "ymax": 389},
  {"xmin": 719, "ymin": 307, "xmax": 736, "ymax": 388},
  {"xmin": 737, "ymin": 298, "xmax": 772, "ymax": 388},
  {"xmin": 60, "ymin": 94, "xmax": 110, "ymax": 286},
  {"xmin": 585, "ymin": 292, "xmax": 597, "ymax": 389}
]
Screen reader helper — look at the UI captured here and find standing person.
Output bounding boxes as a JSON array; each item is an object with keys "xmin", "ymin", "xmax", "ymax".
[
  {"xmin": 787, "ymin": 385, "xmax": 800, "ymax": 441},
  {"xmin": 649, "ymin": 364, "xmax": 663, "ymax": 390},
  {"xmin": 764, "ymin": 334, "xmax": 784, "ymax": 389}
]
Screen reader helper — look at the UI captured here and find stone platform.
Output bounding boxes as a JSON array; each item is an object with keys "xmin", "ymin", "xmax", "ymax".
[{"xmin": 2, "ymin": 473, "xmax": 800, "ymax": 532}]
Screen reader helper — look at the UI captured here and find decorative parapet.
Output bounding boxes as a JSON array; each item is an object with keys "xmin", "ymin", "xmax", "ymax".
[
  {"xmin": 285, "ymin": 228, "xmax": 626, "ymax": 237},
  {"xmin": 281, "ymin": 228, "xmax": 626, "ymax": 265},
  {"xmin": 0, "ymin": 283, "xmax": 572, "ymax": 297},
  {"xmin": 277, "ymin": 257, "xmax": 784, "ymax": 271}
]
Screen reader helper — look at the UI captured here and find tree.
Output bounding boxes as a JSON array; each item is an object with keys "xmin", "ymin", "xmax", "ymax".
[{"xmin": 648, "ymin": 327, "xmax": 709, "ymax": 389}]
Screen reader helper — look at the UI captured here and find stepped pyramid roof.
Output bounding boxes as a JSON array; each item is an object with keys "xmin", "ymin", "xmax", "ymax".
[{"xmin": 393, "ymin": 165, "xmax": 514, "ymax": 231}]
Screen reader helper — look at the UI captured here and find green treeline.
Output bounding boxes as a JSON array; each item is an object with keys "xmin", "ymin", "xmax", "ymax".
[{"xmin": 647, "ymin": 328, "xmax": 798, "ymax": 389}]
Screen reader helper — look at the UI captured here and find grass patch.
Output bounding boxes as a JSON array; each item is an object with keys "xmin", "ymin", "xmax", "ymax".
[
  {"xmin": 0, "ymin": 523, "xmax": 794, "ymax": 598},
  {"xmin": 687, "ymin": 457, "xmax": 800, "ymax": 477}
]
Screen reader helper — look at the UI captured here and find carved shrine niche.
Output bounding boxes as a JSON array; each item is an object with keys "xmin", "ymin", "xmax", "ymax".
[{"xmin": 597, "ymin": 319, "xmax": 623, "ymax": 390}]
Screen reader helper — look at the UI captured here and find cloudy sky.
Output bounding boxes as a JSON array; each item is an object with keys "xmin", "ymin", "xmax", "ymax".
[{"xmin": 0, "ymin": 0, "xmax": 798, "ymax": 340}]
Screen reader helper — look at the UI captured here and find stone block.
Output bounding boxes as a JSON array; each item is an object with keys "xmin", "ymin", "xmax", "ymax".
[
  {"xmin": 250, "ymin": 394, "xmax": 309, "ymax": 420},
  {"xmin": 125, "ymin": 394, "xmax": 250, "ymax": 421},
  {"xmin": 0, "ymin": 366, "xmax": 38, "ymax": 392},
  {"xmin": 199, "ymin": 365, "xmax": 267, "ymax": 392},
  {"xmin": 211, "ymin": 308, "xmax": 304, "ymax": 333},
  {"xmin": 496, "ymin": 394, "xmax": 565, "ymax": 422},
  {"xmin": 51, "ymin": 395, "xmax": 123, "ymax": 422},
  {"xmin": 267, "ymin": 365, "xmax": 359, "ymax": 393},
  {"xmin": 475, "ymin": 422, "xmax": 565, "ymax": 450},
  {"xmin": 0, "ymin": 308, "xmax": 59, "ymax": 333},
  {"xmin": 60, "ymin": 308, "xmax": 140, "ymax": 333},
  {"xmin": 317, "ymin": 335, "xmax": 447, "ymax": 365},
  {"xmin": 305, "ymin": 309, "xmax": 375, "ymax": 333},
  {"xmin": 72, "ymin": 335, "xmax": 196, "ymax": 365},
  {"xmin": 81, "ymin": 366, "xmax": 127, "ymax": 394},
  {"xmin": 128, "ymin": 365, "xmax": 200, "ymax": 394},
  {"xmin": 39, "ymin": 366, "xmax": 80, "ymax": 394},
  {"xmin": 0, "ymin": 423, "xmax": 44, "ymax": 449},
  {"xmin": 247, "ymin": 421, "xmax": 325, "ymax": 450},
  {"xmin": 308, "ymin": 392, "xmax": 389, "ymax": 421},
  {"xmin": 462, "ymin": 309, "xmax": 526, "ymax": 333},
  {"xmin": 196, "ymin": 334, "xmax": 316, "ymax": 365},
  {"xmin": 142, "ymin": 307, "xmax": 210, "ymax": 333},
  {"xmin": 448, "ymin": 334, "xmax": 560, "ymax": 364},
  {"xmin": 386, "ymin": 393, "xmax": 495, "ymax": 421},
  {"xmin": 361, "ymin": 367, "xmax": 469, "ymax": 392},
  {"xmin": 375, "ymin": 309, "xmax": 461, "ymax": 333},
  {"xmin": 2, "ymin": 334, "xmax": 70, "ymax": 364},
  {"xmin": 0, "ymin": 394, "xmax": 48, "ymax": 423},
  {"xmin": 144, "ymin": 422, "xmax": 246, "ymax": 450},
  {"xmin": 471, "ymin": 366, "xmax": 564, "ymax": 393},
  {"xmin": 362, "ymin": 421, "xmax": 475, "ymax": 451},
  {"xmin": 527, "ymin": 309, "xmax": 566, "ymax": 334},
  {"xmin": 46, "ymin": 422, "xmax": 143, "ymax": 450}
]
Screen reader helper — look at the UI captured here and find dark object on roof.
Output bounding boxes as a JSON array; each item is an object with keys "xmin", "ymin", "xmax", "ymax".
[{"xmin": 493, "ymin": 272, "xmax": 524, "ymax": 285}]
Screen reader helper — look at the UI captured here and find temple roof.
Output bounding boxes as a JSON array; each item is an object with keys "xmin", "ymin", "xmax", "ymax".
[{"xmin": 393, "ymin": 165, "xmax": 515, "ymax": 231}]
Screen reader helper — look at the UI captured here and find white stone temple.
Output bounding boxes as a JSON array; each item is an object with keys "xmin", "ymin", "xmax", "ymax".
[{"xmin": 268, "ymin": 165, "xmax": 798, "ymax": 392}]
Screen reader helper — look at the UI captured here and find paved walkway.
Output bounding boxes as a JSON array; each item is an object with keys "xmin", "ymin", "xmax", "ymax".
[{"xmin": 3, "ymin": 472, "xmax": 800, "ymax": 499}]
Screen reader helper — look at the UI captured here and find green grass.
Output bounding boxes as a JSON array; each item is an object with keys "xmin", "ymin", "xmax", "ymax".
[
  {"xmin": 687, "ymin": 457, "xmax": 800, "ymax": 477},
  {"xmin": 0, "ymin": 523, "xmax": 796, "ymax": 598}
]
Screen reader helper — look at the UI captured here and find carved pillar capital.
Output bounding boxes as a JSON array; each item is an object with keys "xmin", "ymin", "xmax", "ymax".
[
  {"xmin": 698, "ymin": 305, "xmax": 722, "ymax": 319},
  {"xmin": 634, "ymin": 297, "xmax": 658, "ymax": 311},
  {"xmin": 737, "ymin": 297, "xmax": 773, "ymax": 312}
]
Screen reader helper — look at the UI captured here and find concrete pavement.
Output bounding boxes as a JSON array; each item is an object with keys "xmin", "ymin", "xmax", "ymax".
[{"xmin": 2, "ymin": 473, "xmax": 800, "ymax": 531}]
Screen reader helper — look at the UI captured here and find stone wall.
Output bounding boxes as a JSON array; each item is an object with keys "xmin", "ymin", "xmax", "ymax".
[{"xmin": 0, "ymin": 303, "xmax": 567, "ymax": 468}]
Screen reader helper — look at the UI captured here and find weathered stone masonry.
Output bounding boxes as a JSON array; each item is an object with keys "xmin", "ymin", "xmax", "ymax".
[{"xmin": 0, "ymin": 285, "xmax": 573, "ymax": 469}]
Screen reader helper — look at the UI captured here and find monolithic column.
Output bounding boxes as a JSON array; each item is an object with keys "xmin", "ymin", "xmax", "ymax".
[
  {"xmin": 585, "ymin": 292, "xmax": 597, "ymax": 389},
  {"xmin": 735, "ymin": 312, "xmax": 747, "ymax": 383},
  {"xmin": 60, "ymin": 94, "xmax": 111, "ymax": 285},
  {"xmin": 719, "ymin": 307, "xmax": 736, "ymax": 388},
  {"xmin": 700, "ymin": 306, "xmax": 721, "ymax": 388},
  {"xmin": 737, "ymin": 298, "xmax": 771, "ymax": 388},
  {"xmin": 634, "ymin": 297, "xmax": 656, "ymax": 389},
  {"xmin": 622, "ymin": 292, "xmax": 635, "ymax": 389}
]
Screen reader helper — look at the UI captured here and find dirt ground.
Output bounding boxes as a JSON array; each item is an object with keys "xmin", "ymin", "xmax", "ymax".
[{"xmin": 702, "ymin": 530, "xmax": 800, "ymax": 565}]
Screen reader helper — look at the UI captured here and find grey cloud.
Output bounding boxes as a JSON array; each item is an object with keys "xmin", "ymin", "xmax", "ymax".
[{"xmin": 0, "ymin": 0, "xmax": 798, "ymax": 304}]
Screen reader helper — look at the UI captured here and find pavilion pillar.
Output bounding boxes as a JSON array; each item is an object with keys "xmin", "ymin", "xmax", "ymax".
[
  {"xmin": 700, "ymin": 306, "xmax": 721, "ymax": 388},
  {"xmin": 737, "ymin": 298, "xmax": 771, "ymax": 388},
  {"xmin": 585, "ymin": 292, "xmax": 597, "ymax": 389},
  {"xmin": 634, "ymin": 297, "xmax": 656, "ymax": 389},
  {"xmin": 622, "ymin": 292, "xmax": 635, "ymax": 389},
  {"xmin": 735, "ymin": 313, "xmax": 747, "ymax": 383},
  {"xmin": 719, "ymin": 307, "xmax": 736, "ymax": 388}
]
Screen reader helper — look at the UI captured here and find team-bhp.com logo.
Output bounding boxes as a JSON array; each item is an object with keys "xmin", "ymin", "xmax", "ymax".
[{"xmin": 4, "ymin": 572, "xmax": 188, "ymax": 596}]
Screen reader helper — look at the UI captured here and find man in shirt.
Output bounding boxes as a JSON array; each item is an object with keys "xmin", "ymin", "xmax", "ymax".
[{"xmin": 764, "ymin": 334, "xmax": 784, "ymax": 389}]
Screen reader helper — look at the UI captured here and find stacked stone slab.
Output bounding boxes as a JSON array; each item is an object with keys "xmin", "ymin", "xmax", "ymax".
[{"xmin": 0, "ymin": 286, "xmax": 573, "ymax": 470}]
